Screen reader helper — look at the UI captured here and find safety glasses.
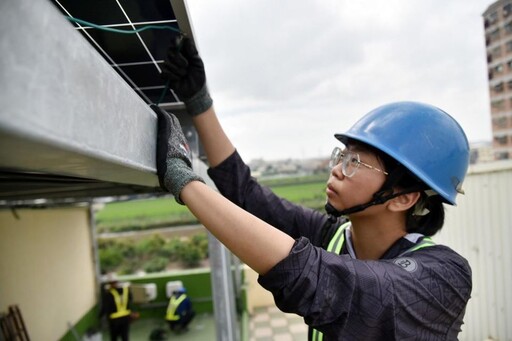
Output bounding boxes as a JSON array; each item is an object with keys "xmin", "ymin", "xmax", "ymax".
[{"xmin": 329, "ymin": 147, "xmax": 388, "ymax": 177}]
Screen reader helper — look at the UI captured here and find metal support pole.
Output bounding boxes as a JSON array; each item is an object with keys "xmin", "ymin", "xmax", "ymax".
[
  {"xmin": 88, "ymin": 204, "xmax": 103, "ymax": 300},
  {"xmin": 208, "ymin": 234, "xmax": 240, "ymax": 341}
]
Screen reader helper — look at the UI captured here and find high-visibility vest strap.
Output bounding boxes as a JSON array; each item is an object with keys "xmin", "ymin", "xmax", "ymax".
[
  {"xmin": 326, "ymin": 222, "xmax": 350, "ymax": 254},
  {"xmin": 397, "ymin": 237, "xmax": 436, "ymax": 257},
  {"xmin": 313, "ymin": 223, "xmax": 350, "ymax": 339},
  {"xmin": 109, "ymin": 310, "xmax": 131, "ymax": 319},
  {"xmin": 166, "ymin": 294, "xmax": 187, "ymax": 321},
  {"xmin": 312, "ymin": 327, "xmax": 324, "ymax": 341},
  {"xmin": 109, "ymin": 286, "xmax": 131, "ymax": 319}
]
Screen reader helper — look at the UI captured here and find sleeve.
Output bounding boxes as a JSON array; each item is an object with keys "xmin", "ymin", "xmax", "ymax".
[
  {"xmin": 208, "ymin": 150, "xmax": 335, "ymax": 243},
  {"xmin": 258, "ymin": 238, "xmax": 472, "ymax": 337}
]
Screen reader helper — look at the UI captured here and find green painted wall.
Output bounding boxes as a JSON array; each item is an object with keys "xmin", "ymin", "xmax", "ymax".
[
  {"xmin": 59, "ymin": 305, "xmax": 99, "ymax": 341},
  {"xmin": 60, "ymin": 268, "xmax": 249, "ymax": 339},
  {"xmin": 125, "ymin": 268, "xmax": 214, "ymax": 318}
]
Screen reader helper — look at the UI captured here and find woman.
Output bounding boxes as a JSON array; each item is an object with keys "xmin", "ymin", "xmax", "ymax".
[{"xmin": 153, "ymin": 37, "xmax": 471, "ymax": 340}]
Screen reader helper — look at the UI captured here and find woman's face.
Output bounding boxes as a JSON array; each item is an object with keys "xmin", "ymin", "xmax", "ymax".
[{"xmin": 326, "ymin": 145, "xmax": 387, "ymax": 215}]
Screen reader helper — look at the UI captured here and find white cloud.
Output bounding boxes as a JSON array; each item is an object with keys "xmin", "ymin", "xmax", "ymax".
[{"xmin": 187, "ymin": 0, "xmax": 494, "ymax": 161}]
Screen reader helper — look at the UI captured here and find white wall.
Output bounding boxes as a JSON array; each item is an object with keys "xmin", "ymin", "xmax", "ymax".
[
  {"xmin": 243, "ymin": 265, "xmax": 275, "ymax": 314},
  {"xmin": 437, "ymin": 160, "xmax": 512, "ymax": 341},
  {"xmin": 0, "ymin": 206, "xmax": 97, "ymax": 340}
]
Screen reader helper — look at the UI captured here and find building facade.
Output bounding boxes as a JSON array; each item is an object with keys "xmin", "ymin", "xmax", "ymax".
[{"xmin": 484, "ymin": 0, "xmax": 512, "ymax": 160}]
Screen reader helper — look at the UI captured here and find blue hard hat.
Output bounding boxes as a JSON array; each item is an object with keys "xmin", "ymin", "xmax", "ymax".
[
  {"xmin": 174, "ymin": 287, "xmax": 186, "ymax": 294},
  {"xmin": 335, "ymin": 101, "xmax": 469, "ymax": 205}
]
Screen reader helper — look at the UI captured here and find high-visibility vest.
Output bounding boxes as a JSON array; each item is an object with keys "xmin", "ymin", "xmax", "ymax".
[
  {"xmin": 109, "ymin": 285, "xmax": 131, "ymax": 319},
  {"xmin": 311, "ymin": 222, "xmax": 435, "ymax": 341},
  {"xmin": 166, "ymin": 294, "xmax": 188, "ymax": 321}
]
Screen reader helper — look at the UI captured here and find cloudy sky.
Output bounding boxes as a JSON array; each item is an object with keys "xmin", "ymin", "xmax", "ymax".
[{"xmin": 185, "ymin": 0, "xmax": 494, "ymax": 162}]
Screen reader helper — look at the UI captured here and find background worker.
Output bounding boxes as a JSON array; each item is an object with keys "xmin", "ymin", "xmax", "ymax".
[
  {"xmin": 151, "ymin": 37, "xmax": 472, "ymax": 340},
  {"xmin": 165, "ymin": 286, "xmax": 195, "ymax": 334},
  {"xmin": 99, "ymin": 274, "xmax": 133, "ymax": 341}
]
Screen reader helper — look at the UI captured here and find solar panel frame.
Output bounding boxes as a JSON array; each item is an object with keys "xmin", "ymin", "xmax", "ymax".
[{"xmin": 51, "ymin": 0, "xmax": 183, "ymax": 105}]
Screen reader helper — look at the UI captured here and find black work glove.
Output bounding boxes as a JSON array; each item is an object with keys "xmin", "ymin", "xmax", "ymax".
[
  {"xmin": 151, "ymin": 104, "xmax": 205, "ymax": 204},
  {"xmin": 162, "ymin": 36, "xmax": 213, "ymax": 116}
]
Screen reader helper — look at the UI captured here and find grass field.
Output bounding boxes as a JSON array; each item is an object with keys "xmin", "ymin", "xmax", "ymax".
[{"xmin": 95, "ymin": 174, "xmax": 328, "ymax": 233}]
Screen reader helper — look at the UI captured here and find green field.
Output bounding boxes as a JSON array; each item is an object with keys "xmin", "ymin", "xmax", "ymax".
[{"xmin": 96, "ymin": 174, "xmax": 328, "ymax": 233}]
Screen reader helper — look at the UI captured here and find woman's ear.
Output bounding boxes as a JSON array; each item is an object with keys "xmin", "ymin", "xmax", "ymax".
[{"xmin": 387, "ymin": 191, "xmax": 421, "ymax": 213}]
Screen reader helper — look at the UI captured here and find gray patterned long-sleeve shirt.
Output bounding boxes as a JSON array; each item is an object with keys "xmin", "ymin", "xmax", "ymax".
[{"xmin": 207, "ymin": 151, "xmax": 471, "ymax": 340}]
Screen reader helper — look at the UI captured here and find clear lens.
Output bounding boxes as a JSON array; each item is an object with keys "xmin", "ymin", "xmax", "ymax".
[
  {"xmin": 341, "ymin": 152, "xmax": 360, "ymax": 177},
  {"xmin": 329, "ymin": 147, "xmax": 342, "ymax": 168},
  {"xmin": 330, "ymin": 147, "xmax": 361, "ymax": 177},
  {"xmin": 331, "ymin": 147, "xmax": 387, "ymax": 177}
]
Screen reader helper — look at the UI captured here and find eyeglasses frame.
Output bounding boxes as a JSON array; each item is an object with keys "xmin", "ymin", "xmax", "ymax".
[{"xmin": 330, "ymin": 147, "xmax": 389, "ymax": 177}]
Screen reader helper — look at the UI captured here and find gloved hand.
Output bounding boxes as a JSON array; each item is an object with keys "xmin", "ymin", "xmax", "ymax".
[
  {"xmin": 151, "ymin": 104, "xmax": 205, "ymax": 204},
  {"xmin": 162, "ymin": 36, "xmax": 213, "ymax": 116}
]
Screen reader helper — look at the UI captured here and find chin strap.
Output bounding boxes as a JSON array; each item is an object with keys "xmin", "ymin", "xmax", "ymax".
[
  {"xmin": 325, "ymin": 190, "xmax": 401, "ymax": 218},
  {"xmin": 325, "ymin": 168, "xmax": 426, "ymax": 218}
]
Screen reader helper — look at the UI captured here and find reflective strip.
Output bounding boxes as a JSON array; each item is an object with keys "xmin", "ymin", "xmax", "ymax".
[
  {"xmin": 397, "ymin": 237, "xmax": 436, "ymax": 257},
  {"xmin": 109, "ymin": 286, "xmax": 131, "ymax": 319},
  {"xmin": 326, "ymin": 222, "xmax": 350, "ymax": 253},
  {"xmin": 313, "ymin": 222, "xmax": 350, "ymax": 339},
  {"xmin": 312, "ymin": 328, "xmax": 323, "ymax": 341},
  {"xmin": 166, "ymin": 294, "xmax": 187, "ymax": 321}
]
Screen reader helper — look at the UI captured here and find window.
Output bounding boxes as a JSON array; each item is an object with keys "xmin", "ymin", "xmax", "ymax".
[
  {"xmin": 495, "ymin": 64, "xmax": 504, "ymax": 73},
  {"xmin": 506, "ymin": 22, "xmax": 512, "ymax": 34},
  {"xmin": 490, "ymin": 28, "xmax": 501, "ymax": 43},
  {"xmin": 492, "ymin": 99, "xmax": 505, "ymax": 109},
  {"xmin": 493, "ymin": 46, "xmax": 503, "ymax": 57},
  {"xmin": 507, "ymin": 59, "xmax": 512, "ymax": 69},
  {"xmin": 493, "ymin": 117, "xmax": 507, "ymax": 128},
  {"xmin": 488, "ymin": 11, "xmax": 499, "ymax": 24},
  {"xmin": 494, "ymin": 82, "xmax": 504, "ymax": 92},
  {"xmin": 495, "ymin": 151, "xmax": 510, "ymax": 160},
  {"xmin": 504, "ymin": 4, "xmax": 512, "ymax": 17},
  {"xmin": 494, "ymin": 135, "xmax": 508, "ymax": 145}
]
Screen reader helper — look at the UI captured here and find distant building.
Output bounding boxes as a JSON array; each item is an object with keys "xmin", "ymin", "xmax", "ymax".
[
  {"xmin": 470, "ymin": 141, "xmax": 495, "ymax": 164},
  {"xmin": 248, "ymin": 157, "xmax": 330, "ymax": 178},
  {"xmin": 483, "ymin": 0, "xmax": 512, "ymax": 160}
]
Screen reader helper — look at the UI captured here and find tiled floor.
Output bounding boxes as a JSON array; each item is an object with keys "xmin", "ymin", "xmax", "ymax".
[
  {"xmin": 97, "ymin": 307, "xmax": 307, "ymax": 340},
  {"xmin": 249, "ymin": 306, "xmax": 308, "ymax": 341},
  {"xmin": 100, "ymin": 313, "xmax": 216, "ymax": 340}
]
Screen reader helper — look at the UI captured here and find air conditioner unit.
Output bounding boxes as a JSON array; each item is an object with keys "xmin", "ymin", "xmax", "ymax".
[
  {"xmin": 166, "ymin": 280, "xmax": 184, "ymax": 298},
  {"xmin": 130, "ymin": 283, "xmax": 157, "ymax": 304}
]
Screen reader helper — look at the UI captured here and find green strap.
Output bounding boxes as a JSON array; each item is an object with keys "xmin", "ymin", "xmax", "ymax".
[
  {"xmin": 166, "ymin": 294, "xmax": 187, "ymax": 321},
  {"xmin": 400, "ymin": 237, "xmax": 435, "ymax": 255},
  {"xmin": 312, "ymin": 327, "xmax": 324, "ymax": 341},
  {"xmin": 326, "ymin": 222, "xmax": 350, "ymax": 253},
  {"xmin": 313, "ymin": 222, "xmax": 350, "ymax": 339},
  {"xmin": 109, "ymin": 286, "xmax": 131, "ymax": 319}
]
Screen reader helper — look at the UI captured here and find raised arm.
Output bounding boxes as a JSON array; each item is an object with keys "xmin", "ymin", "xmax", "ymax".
[
  {"xmin": 151, "ymin": 105, "xmax": 294, "ymax": 274},
  {"xmin": 161, "ymin": 36, "xmax": 234, "ymax": 167},
  {"xmin": 192, "ymin": 107, "xmax": 234, "ymax": 167},
  {"xmin": 154, "ymin": 37, "xmax": 296, "ymax": 274},
  {"xmin": 181, "ymin": 181, "xmax": 294, "ymax": 274}
]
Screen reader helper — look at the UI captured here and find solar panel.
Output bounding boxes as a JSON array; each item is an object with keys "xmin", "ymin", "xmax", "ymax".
[
  {"xmin": 0, "ymin": 0, "xmax": 204, "ymax": 205},
  {"xmin": 50, "ymin": 0, "xmax": 183, "ymax": 106}
]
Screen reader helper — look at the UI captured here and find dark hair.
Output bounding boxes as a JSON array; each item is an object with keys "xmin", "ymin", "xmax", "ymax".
[{"xmin": 347, "ymin": 139, "xmax": 445, "ymax": 236}]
